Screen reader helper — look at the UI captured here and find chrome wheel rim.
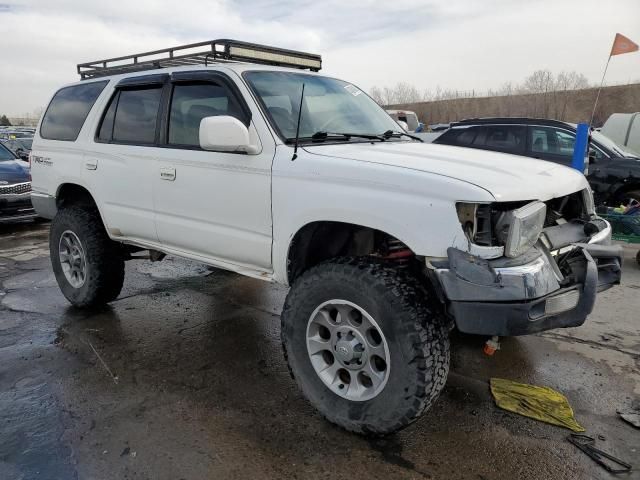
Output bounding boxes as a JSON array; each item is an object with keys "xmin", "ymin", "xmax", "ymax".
[
  {"xmin": 59, "ymin": 230, "xmax": 87, "ymax": 288},
  {"xmin": 306, "ymin": 300, "xmax": 390, "ymax": 401}
]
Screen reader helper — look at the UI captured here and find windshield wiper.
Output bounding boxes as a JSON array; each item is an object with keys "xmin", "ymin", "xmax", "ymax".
[
  {"xmin": 286, "ymin": 130, "xmax": 417, "ymax": 144},
  {"xmin": 310, "ymin": 131, "xmax": 386, "ymax": 142},
  {"xmin": 382, "ymin": 130, "xmax": 424, "ymax": 142}
]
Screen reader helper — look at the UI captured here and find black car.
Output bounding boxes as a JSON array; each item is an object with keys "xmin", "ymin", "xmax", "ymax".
[
  {"xmin": 433, "ymin": 118, "xmax": 640, "ymax": 206},
  {"xmin": 0, "ymin": 142, "xmax": 36, "ymax": 223}
]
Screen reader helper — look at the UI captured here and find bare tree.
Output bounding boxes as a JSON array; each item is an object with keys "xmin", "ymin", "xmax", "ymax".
[
  {"xmin": 369, "ymin": 86, "xmax": 385, "ymax": 105},
  {"xmin": 369, "ymin": 82, "xmax": 427, "ymax": 105},
  {"xmin": 553, "ymin": 71, "xmax": 590, "ymax": 120},
  {"xmin": 369, "ymin": 69, "xmax": 598, "ymax": 125},
  {"xmin": 521, "ymin": 69, "xmax": 555, "ymax": 117}
]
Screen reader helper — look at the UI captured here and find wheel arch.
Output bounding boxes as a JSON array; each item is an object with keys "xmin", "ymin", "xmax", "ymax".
[
  {"xmin": 55, "ymin": 182, "xmax": 112, "ymax": 236},
  {"xmin": 56, "ymin": 182, "xmax": 97, "ymax": 209},
  {"xmin": 285, "ymin": 220, "xmax": 416, "ymax": 285}
]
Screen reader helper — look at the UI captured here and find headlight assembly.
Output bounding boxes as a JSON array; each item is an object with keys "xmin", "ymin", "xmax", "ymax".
[
  {"xmin": 582, "ymin": 187, "xmax": 595, "ymax": 215},
  {"xmin": 496, "ymin": 201, "xmax": 547, "ymax": 258}
]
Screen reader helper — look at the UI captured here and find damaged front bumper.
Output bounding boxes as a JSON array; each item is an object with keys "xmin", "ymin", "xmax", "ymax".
[{"xmin": 433, "ymin": 219, "xmax": 622, "ymax": 336}]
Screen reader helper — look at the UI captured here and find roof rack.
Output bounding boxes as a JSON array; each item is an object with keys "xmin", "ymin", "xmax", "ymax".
[{"xmin": 77, "ymin": 39, "xmax": 322, "ymax": 80}]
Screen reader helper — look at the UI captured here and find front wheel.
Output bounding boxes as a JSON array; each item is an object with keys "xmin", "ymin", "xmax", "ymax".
[
  {"xmin": 50, "ymin": 205, "xmax": 125, "ymax": 308},
  {"xmin": 281, "ymin": 258, "xmax": 450, "ymax": 435}
]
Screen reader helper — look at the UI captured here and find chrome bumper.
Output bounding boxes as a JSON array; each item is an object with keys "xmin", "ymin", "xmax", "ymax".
[{"xmin": 0, "ymin": 190, "xmax": 36, "ymax": 222}]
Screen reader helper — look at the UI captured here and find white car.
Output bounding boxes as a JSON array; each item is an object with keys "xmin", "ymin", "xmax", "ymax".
[
  {"xmin": 31, "ymin": 39, "xmax": 622, "ymax": 435},
  {"xmin": 600, "ymin": 112, "xmax": 640, "ymax": 157},
  {"xmin": 386, "ymin": 109, "xmax": 421, "ymax": 132}
]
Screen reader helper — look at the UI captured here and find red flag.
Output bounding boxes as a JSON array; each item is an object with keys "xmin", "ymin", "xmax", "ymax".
[{"xmin": 610, "ymin": 33, "xmax": 639, "ymax": 56}]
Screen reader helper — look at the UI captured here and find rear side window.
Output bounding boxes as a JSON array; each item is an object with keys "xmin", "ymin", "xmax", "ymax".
[
  {"xmin": 112, "ymin": 87, "xmax": 163, "ymax": 144},
  {"xmin": 436, "ymin": 127, "xmax": 480, "ymax": 146},
  {"xmin": 482, "ymin": 125, "xmax": 526, "ymax": 154},
  {"xmin": 40, "ymin": 81, "xmax": 108, "ymax": 141}
]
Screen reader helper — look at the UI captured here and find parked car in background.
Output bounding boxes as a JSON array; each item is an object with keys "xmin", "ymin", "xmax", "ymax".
[
  {"xmin": 386, "ymin": 109, "xmax": 423, "ymax": 132},
  {"xmin": 601, "ymin": 112, "xmax": 640, "ymax": 157},
  {"xmin": 3, "ymin": 137, "xmax": 33, "ymax": 161},
  {"xmin": 0, "ymin": 141, "xmax": 36, "ymax": 223},
  {"xmin": 0, "ymin": 130, "xmax": 34, "ymax": 140},
  {"xmin": 433, "ymin": 118, "xmax": 640, "ymax": 205}
]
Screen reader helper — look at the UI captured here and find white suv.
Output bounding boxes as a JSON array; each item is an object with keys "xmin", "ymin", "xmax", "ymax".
[{"xmin": 31, "ymin": 40, "xmax": 622, "ymax": 435}]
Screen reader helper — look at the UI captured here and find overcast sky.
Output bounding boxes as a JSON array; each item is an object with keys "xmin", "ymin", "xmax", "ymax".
[{"xmin": 1, "ymin": 0, "xmax": 639, "ymax": 116}]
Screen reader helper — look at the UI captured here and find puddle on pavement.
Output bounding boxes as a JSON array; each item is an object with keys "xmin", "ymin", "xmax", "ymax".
[{"xmin": 1, "ymin": 222, "xmax": 639, "ymax": 480}]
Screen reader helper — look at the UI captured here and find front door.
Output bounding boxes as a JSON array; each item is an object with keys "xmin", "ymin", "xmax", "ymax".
[
  {"xmin": 153, "ymin": 73, "xmax": 274, "ymax": 271},
  {"xmin": 527, "ymin": 126, "xmax": 576, "ymax": 168}
]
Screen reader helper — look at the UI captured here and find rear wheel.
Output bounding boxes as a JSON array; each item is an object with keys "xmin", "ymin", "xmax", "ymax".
[
  {"xmin": 281, "ymin": 258, "xmax": 450, "ymax": 435},
  {"xmin": 50, "ymin": 205, "xmax": 124, "ymax": 307}
]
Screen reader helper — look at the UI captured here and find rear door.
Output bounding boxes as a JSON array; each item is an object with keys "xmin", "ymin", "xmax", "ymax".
[
  {"xmin": 478, "ymin": 125, "xmax": 526, "ymax": 156},
  {"xmin": 434, "ymin": 126, "xmax": 484, "ymax": 148},
  {"xmin": 436, "ymin": 125, "xmax": 527, "ymax": 158},
  {"xmin": 83, "ymin": 75, "xmax": 167, "ymax": 243}
]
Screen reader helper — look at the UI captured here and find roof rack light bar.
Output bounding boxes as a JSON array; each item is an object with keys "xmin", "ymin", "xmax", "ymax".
[{"xmin": 77, "ymin": 39, "xmax": 322, "ymax": 80}]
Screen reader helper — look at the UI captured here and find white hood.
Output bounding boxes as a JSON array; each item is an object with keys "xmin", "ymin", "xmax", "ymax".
[{"xmin": 304, "ymin": 142, "xmax": 588, "ymax": 202}]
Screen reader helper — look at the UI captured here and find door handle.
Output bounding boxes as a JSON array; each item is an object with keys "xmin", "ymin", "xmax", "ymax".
[
  {"xmin": 160, "ymin": 167, "xmax": 176, "ymax": 181},
  {"xmin": 85, "ymin": 160, "xmax": 98, "ymax": 170}
]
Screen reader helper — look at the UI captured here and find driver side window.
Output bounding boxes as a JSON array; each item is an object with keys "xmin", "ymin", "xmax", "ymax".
[
  {"xmin": 530, "ymin": 127, "xmax": 576, "ymax": 158},
  {"xmin": 168, "ymin": 82, "xmax": 244, "ymax": 147}
]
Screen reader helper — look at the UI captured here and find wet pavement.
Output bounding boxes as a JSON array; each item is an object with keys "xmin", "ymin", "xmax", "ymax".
[{"xmin": 1, "ymin": 222, "xmax": 638, "ymax": 480}]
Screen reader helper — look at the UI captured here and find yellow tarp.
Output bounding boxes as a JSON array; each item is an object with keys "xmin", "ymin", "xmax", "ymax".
[{"xmin": 490, "ymin": 378, "xmax": 585, "ymax": 432}]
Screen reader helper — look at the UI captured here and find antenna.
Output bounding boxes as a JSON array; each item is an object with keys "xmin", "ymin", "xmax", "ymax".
[{"xmin": 292, "ymin": 83, "xmax": 305, "ymax": 161}]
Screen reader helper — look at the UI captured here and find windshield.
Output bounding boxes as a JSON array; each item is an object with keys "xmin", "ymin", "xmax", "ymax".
[
  {"xmin": 0, "ymin": 142, "xmax": 17, "ymax": 161},
  {"xmin": 592, "ymin": 131, "xmax": 637, "ymax": 158},
  {"xmin": 244, "ymin": 71, "xmax": 403, "ymax": 142}
]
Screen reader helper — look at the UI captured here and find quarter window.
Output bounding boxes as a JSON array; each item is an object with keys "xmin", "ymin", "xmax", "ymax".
[
  {"xmin": 112, "ymin": 87, "xmax": 162, "ymax": 144},
  {"xmin": 40, "ymin": 81, "xmax": 108, "ymax": 141},
  {"xmin": 168, "ymin": 82, "xmax": 244, "ymax": 147}
]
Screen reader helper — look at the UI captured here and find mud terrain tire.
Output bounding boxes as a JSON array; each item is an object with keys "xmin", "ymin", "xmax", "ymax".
[
  {"xmin": 281, "ymin": 257, "xmax": 450, "ymax": 435},
  {"xmin": 50, "ymin": 205, "xmax": 124, "ymax": 308}
]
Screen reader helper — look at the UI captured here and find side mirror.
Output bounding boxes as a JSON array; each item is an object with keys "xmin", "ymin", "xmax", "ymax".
[{"xmin": 199, "ymin": 116, "xmax": 259, "ymax": 154}]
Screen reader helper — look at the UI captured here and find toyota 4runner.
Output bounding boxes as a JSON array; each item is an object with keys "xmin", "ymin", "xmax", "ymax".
[{"xmin": 31, "ymin": 40, "xmax": 622, "ymax": 435}]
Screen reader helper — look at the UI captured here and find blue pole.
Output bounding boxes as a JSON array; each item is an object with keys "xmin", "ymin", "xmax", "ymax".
[{"xmin": 572, "ymin": 123, "xmax": 589, "ymax": 172}]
